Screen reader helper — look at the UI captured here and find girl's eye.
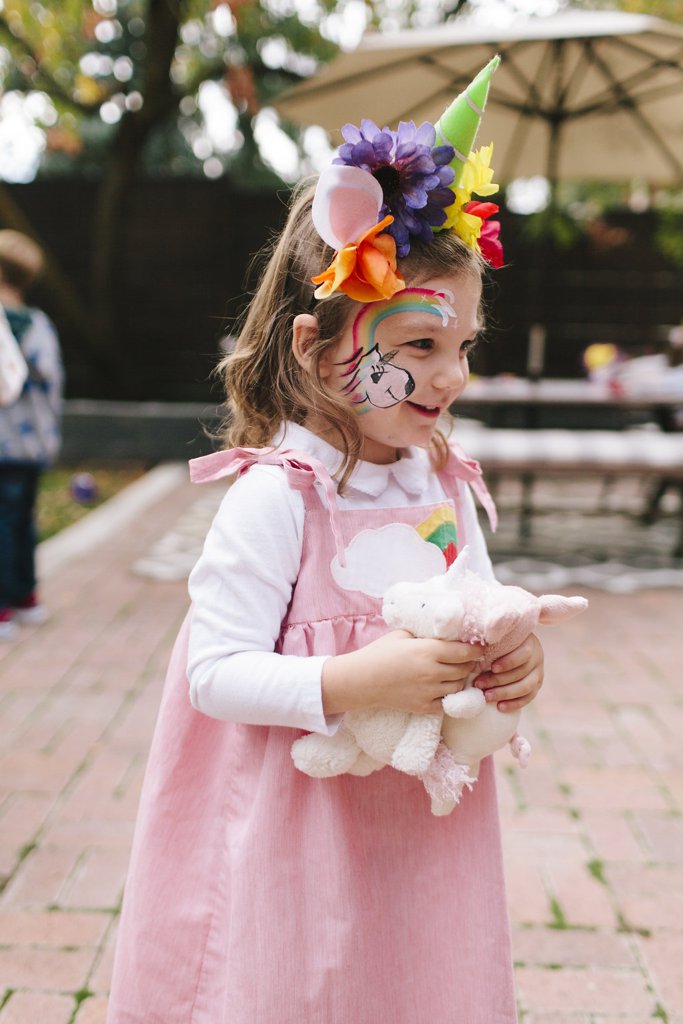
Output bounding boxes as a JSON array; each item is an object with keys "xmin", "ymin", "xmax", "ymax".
[
  {"xmin": 406, "ymin": 338, "xmax": 434, "ymax": 351},
  {"xmin": 461, "ymin": 338, "xmax": 480, "ymax": 358}
]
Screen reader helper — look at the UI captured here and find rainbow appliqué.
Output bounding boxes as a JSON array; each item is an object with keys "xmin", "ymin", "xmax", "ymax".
[{"xmin": 416, "ymin": 505, "xmax": 458, "ymax": 567}]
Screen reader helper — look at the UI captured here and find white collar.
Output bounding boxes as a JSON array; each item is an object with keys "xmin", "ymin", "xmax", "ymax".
[{"xmin": 275, "ymin": 422, "xmax": 431, "ymax": 499}]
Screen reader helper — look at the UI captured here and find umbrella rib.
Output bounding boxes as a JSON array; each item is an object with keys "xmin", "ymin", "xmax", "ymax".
[
  {"xmin": 582, "ymin": 41, "xmax": 683, "ymax": 180},
  {"xmin": 422, "ymin": 39, "xmax": 555, "ymax": 117},
  {"xmin": 570, "ymin": 37, "xmax": 683, "ymax": 116},
  {"xmin": 375, "ymin": 42, "xmax": 552, "ymax": 139},
  {"xmin": 388, "ymin": 43, "xmax": 553, "ymax": 181},
  {"xmin": 553, "ymin": 41, "xmax": 594, "ymax": 112},
  {"xmin": 277, "ymin": 52, "xmax": 459, "ymax": 106},
  {"xmin": 283, "ymin": 38, "xmax": 554, "ymax": 122},
  {"xmin": 496, "ymin": 42, "xmax": 558, "ymax": 180},
  {"xmin": 612, "ymin": 33, "xmax": 683, "ymax": 71}
]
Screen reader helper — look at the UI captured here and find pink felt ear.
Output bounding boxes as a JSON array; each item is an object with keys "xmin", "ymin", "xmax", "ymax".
[{"xmin": 312, "ymin": 165, "xmax": 384, "ymax": 250}]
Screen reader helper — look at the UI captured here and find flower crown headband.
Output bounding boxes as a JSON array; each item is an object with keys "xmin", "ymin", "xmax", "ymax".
[{"xmin": 310, "ymin": 56, "xmax": 503, "ymax": 304}]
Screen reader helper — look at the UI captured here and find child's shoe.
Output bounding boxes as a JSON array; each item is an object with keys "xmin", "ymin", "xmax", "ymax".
[
  {"xmin": 0, "ymin": 607, "xmax": 17, "ymax": 641},
  {"xmin": 12, "ymin": 593, "xmax": 49, "ymax": 626}
]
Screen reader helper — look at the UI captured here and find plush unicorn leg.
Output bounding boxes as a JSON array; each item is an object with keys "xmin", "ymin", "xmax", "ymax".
[
  {"xmin": 419, "ymin": 742, "xmax": 476, "ymax": 816},
  {"xmin": 509, "ymin": 732, "xmax": 531, "ymax": 768},
  {"xmin": 291, "ymin": 724, "xmax": 364, "ymax": 778},
  {"xmin": 442, "ymin": 686, "xmax": 486, "ymax": 719},
  {"xmin": 391, "ymin": 712, "xmax": 443, "ymax": 776}
]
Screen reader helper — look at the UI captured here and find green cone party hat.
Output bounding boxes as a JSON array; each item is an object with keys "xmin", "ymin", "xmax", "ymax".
[{"xmin": 435, "ymin": 55, "xmax": 500, "ymax": 189}]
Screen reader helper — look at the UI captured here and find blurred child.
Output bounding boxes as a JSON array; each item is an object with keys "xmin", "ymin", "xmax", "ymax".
[{"xmin": 0, "ymin": 230, "xmax": 63, "ymax": 639}]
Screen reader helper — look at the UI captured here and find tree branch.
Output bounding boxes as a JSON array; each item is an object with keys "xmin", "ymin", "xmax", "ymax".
[{"xmin": 0, "ymin": 14, "xmax": 100, "ymax": 116}]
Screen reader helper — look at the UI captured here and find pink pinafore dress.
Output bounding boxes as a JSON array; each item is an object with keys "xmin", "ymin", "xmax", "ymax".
[{"xmin": 107, "ymin": 445, "xmax": 516, "ymax": 1024}]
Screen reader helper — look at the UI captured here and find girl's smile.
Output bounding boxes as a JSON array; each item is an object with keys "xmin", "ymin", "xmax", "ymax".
[
  {"xmin": 321, "ymin": 272, "xmax": 481, "ymax": 463},
  {"xmin": 405, "ymin": 401, "xmax": 441, "ymax": 418}
]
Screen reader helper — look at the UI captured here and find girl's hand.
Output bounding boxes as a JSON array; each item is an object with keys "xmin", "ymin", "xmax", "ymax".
[
  {"xmin": 322, "ymin": 630, "xmax": 485, "ymax": 717},
  {"xmin": 474, "ymin": 633, "xmax": 544, "ymax": 712}
]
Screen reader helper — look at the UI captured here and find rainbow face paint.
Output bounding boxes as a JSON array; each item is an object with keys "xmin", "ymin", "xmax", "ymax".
[{"xmin": 336, "ymin": 288, "xmax": 458, "ymax": 411}]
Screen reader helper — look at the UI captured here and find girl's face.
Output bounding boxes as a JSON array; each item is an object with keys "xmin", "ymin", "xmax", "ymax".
[{"xmin": 321, "ymin": 272, "xmax": 481, "ymax": 464}]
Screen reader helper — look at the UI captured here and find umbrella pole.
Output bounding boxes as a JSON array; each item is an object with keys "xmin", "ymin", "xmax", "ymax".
[
  {"xmin": 526, "ymin": 91, "xmax": 561, "ymax": 382},
  {"xmin": 526, "ymin": 323, "xmax": 546, "ymax": 381}
]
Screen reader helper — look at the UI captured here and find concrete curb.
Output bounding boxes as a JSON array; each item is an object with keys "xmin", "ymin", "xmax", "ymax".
[{"xmin": 37, "ymin": 462, "xmax": 188, "ymax": 579}]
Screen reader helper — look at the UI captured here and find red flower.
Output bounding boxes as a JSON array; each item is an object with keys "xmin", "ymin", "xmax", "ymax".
[{"xmin": 464, "ymin": 201, "xmax": 504, "ymax": 268}]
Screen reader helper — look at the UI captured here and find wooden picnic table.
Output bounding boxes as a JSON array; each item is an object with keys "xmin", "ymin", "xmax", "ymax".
[
  {"xmin": 452, "ymin": 379, "xmax": 683, "ymax": 556},
  {"xmin": 457, "ymin": 376, "xmax": 683, "ymax": 431}
]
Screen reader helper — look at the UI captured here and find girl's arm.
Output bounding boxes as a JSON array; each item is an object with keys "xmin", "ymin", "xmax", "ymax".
[
  {"xmin": 187, "ymin": 466, "xmax": 485, "ymax": 730},
  {"xmin": 187, "ymin": 465, "xmax": 337, "ymax": 734},
  {"xmin": 322, "ymin": 631, "xmax": 484, "ymax": 717}
]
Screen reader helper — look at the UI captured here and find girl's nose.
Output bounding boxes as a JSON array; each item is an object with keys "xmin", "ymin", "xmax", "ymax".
[{"xmin": 433, "ymin": 358, "xmax": 467, "ymax": 391}]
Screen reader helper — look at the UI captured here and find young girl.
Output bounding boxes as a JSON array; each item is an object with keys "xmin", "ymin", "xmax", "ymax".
[{"xmin": 107, "ymin": 58, "xmax": 543, "ymax": 1024}]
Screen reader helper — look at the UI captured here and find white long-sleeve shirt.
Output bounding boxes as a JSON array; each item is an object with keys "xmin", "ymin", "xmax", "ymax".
[{"xmin": 187, "ymin": 422, "xmax": 494, "ymax": 735}]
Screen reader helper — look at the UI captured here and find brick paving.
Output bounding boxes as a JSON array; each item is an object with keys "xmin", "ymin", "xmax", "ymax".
[{"xmin": 0, "ymin": 469, "xmax": 681, "ymax": 1023}]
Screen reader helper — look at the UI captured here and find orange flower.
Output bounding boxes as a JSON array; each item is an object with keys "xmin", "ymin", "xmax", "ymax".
[{"xmin": 312, "ymin": 216, "xmax": 405, "ymax": 303}]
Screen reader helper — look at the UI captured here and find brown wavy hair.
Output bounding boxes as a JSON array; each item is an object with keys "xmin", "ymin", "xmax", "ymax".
[{"xmin": 218, "ymin": 178, "xmax": 485, "ymax": 489}]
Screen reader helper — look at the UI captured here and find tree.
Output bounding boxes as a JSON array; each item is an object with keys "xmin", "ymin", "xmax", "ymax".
[
  {"xmin": 0, "ymin": 0, "xmax": 469, "ymax": 392},
  {"xmin": 0, "ymin": 0, "xmax": 342, "ymax": 390}
]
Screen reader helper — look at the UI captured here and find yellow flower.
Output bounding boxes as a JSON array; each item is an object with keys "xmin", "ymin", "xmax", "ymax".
[
  {"xmin": 442, "ymin": 144, "xmax": 499, "ymax": 233},
  {"xmin": 461, "ymin": 143, "xmax": 499, "ymax": 200},
  {"xmin": 446, "ymin": 207, "xmax": 484, "ymax": 248}
]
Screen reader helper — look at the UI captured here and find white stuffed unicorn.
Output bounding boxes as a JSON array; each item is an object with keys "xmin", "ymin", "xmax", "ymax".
[{"xmin": 291, "ymin": 548, "xmax": 587, "ymax": 815}]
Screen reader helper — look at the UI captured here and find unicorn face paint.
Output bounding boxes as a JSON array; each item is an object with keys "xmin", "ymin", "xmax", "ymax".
[
  {"xmin": 335, "ymin": 288, "xmax": 458, "ymax": 411},
  {"xmin": 324, "ymin": 274, "xmax": 480, "ymax": 465}
]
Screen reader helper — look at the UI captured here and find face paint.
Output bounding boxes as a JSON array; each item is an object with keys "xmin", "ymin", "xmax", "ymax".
[{"xmin": 335, "ymin": 288, "xmax": 458, "ymax": 411}]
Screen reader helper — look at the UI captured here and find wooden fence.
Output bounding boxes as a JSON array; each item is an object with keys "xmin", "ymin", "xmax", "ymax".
[{"xmin": 5, "ymin": 179, "xmax": 681, "ymax": 399}]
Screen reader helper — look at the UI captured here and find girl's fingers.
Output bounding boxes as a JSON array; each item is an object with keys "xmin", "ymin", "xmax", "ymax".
[
  {"xmin": 476, "ymin": 667, "xmax": 523, "ymax": 688},
  {"xmin": 483, "ymin": 675, "xmax": 541, "ymax": 706},
  {"xmin": 495, "ymin": 694, "xmax": 534, "ymax": 713},
  {"xmin": 437, "ymin": 663, "xmax": 481, "ymax": 686},
  {"xmin": 437, "ymin": 679, "xmax": 468, "ymax": 694},
  {"xmin": 434, "ymin": 641, "xmax": 485, "ymax": 665},
  {"xmin": 489, "ymin": 643, "xmax": 531, "ymax": 674}
]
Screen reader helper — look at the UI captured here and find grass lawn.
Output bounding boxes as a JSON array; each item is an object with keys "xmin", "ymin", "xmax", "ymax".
[{"xmin": 37, "ymin": 465, "xmax": 146, "ymax": 541}]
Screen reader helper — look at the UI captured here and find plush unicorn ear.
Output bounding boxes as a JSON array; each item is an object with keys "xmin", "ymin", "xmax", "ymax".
[
  {"xmin": 538, "ymin": 595, "xmax": 589, "ymax": 624},
  {"xmin": 312, "ymin": 165, "xmax": 384, "ymax": 250}
]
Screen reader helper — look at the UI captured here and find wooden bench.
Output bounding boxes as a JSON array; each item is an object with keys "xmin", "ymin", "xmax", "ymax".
[{"xmin": 454, "ymin": 424, "xmax": 683, "ymax": 556}]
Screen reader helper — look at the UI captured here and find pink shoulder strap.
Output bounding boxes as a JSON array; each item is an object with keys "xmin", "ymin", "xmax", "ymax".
[
  {"xmin": 440, "ymin": 441, "xmax": 498, "ymax": 533},
  {"xmin": 189, "ymin": 446, "xmax": 347, "ymax": 565}
]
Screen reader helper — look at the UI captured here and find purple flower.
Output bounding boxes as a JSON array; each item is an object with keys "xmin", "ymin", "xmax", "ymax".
[{"xmin": 334, "ymin": 119, "xmax": 455, "ymax": 257}]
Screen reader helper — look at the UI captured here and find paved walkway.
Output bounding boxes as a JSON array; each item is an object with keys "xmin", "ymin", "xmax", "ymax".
[{"xmin": 0, "ymin": 467, "xmax": 681, "ymax": 1023}]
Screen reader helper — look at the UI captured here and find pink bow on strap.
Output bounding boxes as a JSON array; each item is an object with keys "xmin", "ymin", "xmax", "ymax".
[
  {"xmin": 444, "ymin": 442, "xmax": 498, "ymax": 532},
  {"xmin": 189, "ymin": 447, "xmax": 347, "ymax": 565}
]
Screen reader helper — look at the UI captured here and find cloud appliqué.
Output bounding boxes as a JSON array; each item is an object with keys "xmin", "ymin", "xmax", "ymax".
[{"xmin": 331, "ymin": 523, "xmax": 447, "ymax": 597}]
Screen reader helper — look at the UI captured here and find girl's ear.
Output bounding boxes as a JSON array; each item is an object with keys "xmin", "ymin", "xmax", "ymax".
[{"xmin": 292, "ymin": 314, "xmax": 321, "ymax": 375}]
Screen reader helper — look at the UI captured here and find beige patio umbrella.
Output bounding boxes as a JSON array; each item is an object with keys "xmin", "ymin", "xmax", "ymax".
[{"xmin": 276, "ymin": 9, "xmax": 683, "ymax": 186}]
